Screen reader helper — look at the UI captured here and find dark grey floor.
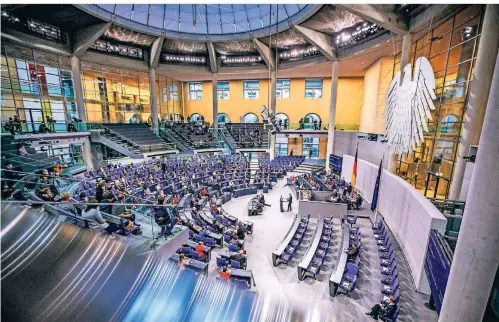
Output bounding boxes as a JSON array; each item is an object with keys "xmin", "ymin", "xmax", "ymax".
[{"xmin": 205, "ymin": 174, "xmax": 438, "ymax": 321}]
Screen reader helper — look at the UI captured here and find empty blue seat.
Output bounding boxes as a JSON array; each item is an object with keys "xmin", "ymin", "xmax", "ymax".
[
  {"xmin": 216, "ymin": 257, "xmax": 227, "ymax": 268},
  {"xmin": 234, "ymin": 278, "xmax": 247, "ymax": 290},
  {"xmin": 343, "ymin": 263, "xmax": 359, "ymax": 282},
  {"xmin": 229, "ymin": 244, "xmax": 239, "ymax": 252},
  {"xmin": 231, "ymin": 260, "xmax": 241, "ymax": 269}
]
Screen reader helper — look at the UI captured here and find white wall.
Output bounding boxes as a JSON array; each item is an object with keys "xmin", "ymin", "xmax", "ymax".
[{"xmin": 341, "ymin": 154, "xmax": 447, "ymax": 294}]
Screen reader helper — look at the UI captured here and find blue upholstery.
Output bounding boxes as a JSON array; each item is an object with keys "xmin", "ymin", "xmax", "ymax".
[{"xmin": 216, "ymin": 257, "xmax": 227, "ymax": 268}]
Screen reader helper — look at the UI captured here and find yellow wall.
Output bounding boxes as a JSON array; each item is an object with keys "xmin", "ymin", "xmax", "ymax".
[
  {"xmin": 359, "ymin": 57, "xmax": 394, "ymax": 134},
  {"xmin": 288, "ymin": 137, "xmax": 303, "ymax": 156},
  {"xmin": 183, "ymin": 77, "xmax": 364, "ymax": 128}
]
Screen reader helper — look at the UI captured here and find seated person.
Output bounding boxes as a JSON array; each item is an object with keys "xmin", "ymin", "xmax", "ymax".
[
  {"xmin": 219, "ymin": 266, "xmax": 231, "ymax": 280},
  {"xmin": 195, "ymin": 241, "xmax": 205, "ymax": 259},
  {"xmin": 82, "ymin": 199, "xmax": 113, "ymax": 235},
  {"xmin": 236, "ymin": 225, "xmax": 246, "ymax": 240},
  {"xmin": 178, "ymin": 253, "xmax": 190, "ymax": 266},
  {"xmin": 231, "ymin": 234, "xmax": 244, "ymax": 247},
  {"xmin": 365, "ymin": 295, "xmax": 397, "ymax": 320},
  {"xmin": 229, "ymin": 250, "xmax": 247, "ymax": 268},
  {"xmin": 99, "ymin": 191, "xmax": 115, "ymax": 213},
  {"xmin": 57, "ymin": 192, "xmax": 75, "ymax": 214},
  {"xmin": 17, "ymin": 143, "xmax": 29, "ymax": 156},
  {"xmin": 112, "ymin": 193, "xmax": 135, "ymax": 224},
  {"xmin": 344, "ymin": 242, "xmax": 359, "ymax": 258},
  {"xmin": 36, "ymin": 187, "xmax": 54, "ymax": 201}
]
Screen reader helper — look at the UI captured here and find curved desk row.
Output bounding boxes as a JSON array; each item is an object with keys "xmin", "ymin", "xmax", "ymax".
[
  {"xmin": 297, "ymin": 216, "xmax": 334, "ymax": 280},
  {"xmin": 272, "ymin": 214, "xmax": 307, "ymax": 266},
  {"xmin": 329, "ymin": 224, "xmax": 350, "ymax": 296},
  {"xmin": 170, "ymin": 253, "xmax": 208, "ymax": 273},
  {"xmin": 234, "ymin": 187, "xmax": 258, "ymax": 198}
]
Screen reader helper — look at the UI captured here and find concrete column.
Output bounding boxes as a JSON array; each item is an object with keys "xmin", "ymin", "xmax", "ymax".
[
  {"xmin": 82, "ymin": 137, "xmax": 94, "ymax": 169},
  {"xmin": 70, "ymin": 56, "xmax": 86, "ymax": 122},
  {"xmin": 449, "ymin": 4, "xmax": 499, "ymax": 200},
  {"xmin": 439, "ymin": 49, "xmax": 499, "ymax": 322},
  {"xmin": 387, "ymin": 33, "xmax": 412, "ymax": 173},
  {"xmin": 325, "ymin": 61, "xmax": 339, "ymax": 170},
  {"xmin": 149, "ymin": 69, "xmax": 159, "ymax": 134},
  {"xmin": 269, "ymin": 70, "xmax": 277, "ymax": 160},
  {"xmin": 212, "ymin": 73, "xmax": 218, "ymax": 129}
]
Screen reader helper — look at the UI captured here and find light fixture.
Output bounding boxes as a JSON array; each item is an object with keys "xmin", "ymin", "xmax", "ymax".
[{"xmin": 162, "ymin": 53, "xmax": 206, "ymax": 64}]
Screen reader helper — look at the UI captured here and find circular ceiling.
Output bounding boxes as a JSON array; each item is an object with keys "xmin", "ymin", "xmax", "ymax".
[{"xmin": 93, "ymin": 4, "xmax": 318, "ymax": 40}]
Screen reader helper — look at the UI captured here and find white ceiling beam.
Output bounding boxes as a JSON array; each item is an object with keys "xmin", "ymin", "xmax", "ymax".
[
  {"xmin": 251, "ymin": 38, "xmax": 276, "ymax": 71},
  {"xmin": 336, "ymin": 4, "xmax": 408, "ymax": 36},
  {"xmin": 72, "ymin": 21, "xmax": 112, "ymax": 57},
  {"xmin": 292, "ymin": 25, "xmax": 337, "ymax": 61},
  {"xmin": 206, "ymin": 41, "xmax": 218, "ymax": 74},
  {"xmin": 149, "ymin": 36, "xmax": 165, "ymax": 69}
]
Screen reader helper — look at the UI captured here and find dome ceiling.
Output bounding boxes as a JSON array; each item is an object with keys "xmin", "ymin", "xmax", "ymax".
[{"xmin": 96, "ymin": 4, "xmax": 315, "ymax": 39}]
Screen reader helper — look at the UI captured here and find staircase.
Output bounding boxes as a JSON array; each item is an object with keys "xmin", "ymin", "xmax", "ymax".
[
  {"xmin": 293, "ymin": 162, "xmax": 325, "ymax": 174},
  {"xmin": 159, "ymin": 126, "xmax": 192, "ymax": 153},
  {"xmin": 216, "ymin": 125, "xmax": 237, "ymax": 152},
  {"xmin": 249, "ymin": 159, "xmax": 260, "ymax": 183}
]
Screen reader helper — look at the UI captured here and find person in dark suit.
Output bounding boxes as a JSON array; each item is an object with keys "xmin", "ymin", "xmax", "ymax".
[
  {"xmin": 344, "ymin": 242, "xmax": 359, "ymax": 260},
  {"xmin": 366, "ymin": 296, "xmax": 397, "ymax": 320},
  {"xmin": 287, "ymin": 193, "xmax": 293, "ymax": 211}
]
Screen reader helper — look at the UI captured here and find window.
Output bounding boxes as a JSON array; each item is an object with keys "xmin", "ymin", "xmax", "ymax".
[
  {"xmin": 275, "ymin": 137, "xmax": 289, "ymax": 156},
  {"xmin": 217, "ymin": 81, "xmax": 230, "ymax": 100},
  {"xmin": 302, "ymin": 137, "xmax": 320, "ymax": 158},
  {"xmin": 304, "ymin": 113, "xmax": 322, "ymax": 130},
  {"xmin": 276, "ymin": 79, "xmax": 290, "ymax": 99},
  {"xmin": 169, "ymin": 84, "xmax": 178, "ymax": 101},
  {"xmin": 275, "ymin": 113, "xmax": 289, "ymax": 129},
  {"xmin": 305, "ymin": 79, "xmax": 323, "ymax": 98},
  {"xmin": 243, "ymin": 113, "xmax": 259, "ymax": 123},
  {"xmin": 189, "ymin": 113, "xmax": 203, "ymax": 123},
  {"xmin": 188, "ymin": 82, "xmax": 202, "ymax": 100},
  {"xmin": 217, "ymin": 113, "xmax": 230, "ymax": 123},
  {"xmin": 243, "ymin": 80, "xmax": 259, "ymax": 99}
]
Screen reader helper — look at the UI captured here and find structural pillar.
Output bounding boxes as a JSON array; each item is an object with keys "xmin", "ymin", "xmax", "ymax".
[
  {"xmin": 149, "ymin": 69, "xmax": 159, "ymax": 134},
  {"xmin": 70, "ymin": 56, "xmax": 86, "ymax": 122},
  {"xmin": 212, "ymin": 73, "xmax": 218, "ymax": 130},
  {"xmin": 82, "ymin": 137, "xmax": 94, "ymax": 169},
  {"xmin": 439, "ymin": 48, "xmax": 499, "ymax": 322},
  {"xmin": 269, "ymin": 70, "xmax": 277, "ymax": 160},
  {"xmin": 386, "ymin": 33, "xmax": 412, "ymax": 173},
  {"xmin": 325, "ymin": 61, "xmax": 339, "ymax": 170},
  {"xmin": 449, "ymin": 4, "xmax": 499, "ymax": 200}
]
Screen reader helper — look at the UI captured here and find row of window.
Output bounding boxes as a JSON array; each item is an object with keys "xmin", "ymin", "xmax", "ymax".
[{"xmin": 188, "ymin": 79, "xmax": 324, "ymax": 101}]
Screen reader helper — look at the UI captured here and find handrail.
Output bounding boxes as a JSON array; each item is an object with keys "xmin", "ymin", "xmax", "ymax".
[{"xmin": 160, "ymin": 125, "xmax": 190, "ymax": 151}]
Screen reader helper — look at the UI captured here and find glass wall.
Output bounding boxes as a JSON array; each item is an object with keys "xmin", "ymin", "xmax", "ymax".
[
  {"xmin": 275, "ymin": 137, "xmax": 289, "ymax": 156},
  {"xmin": 158, "ymin": 75, "xmax": 183, "ymax": 121},
  {"xmin": 1, "ymin": 42, "xmax": 77, "ymax": 132},
  {"xmin": 302, "ymin": 137, "xmax": 320, "ymax": 158},
  {"xmin": 394, "ymin": 5, "xmax": 483, "ymax": 199},
  {"xmin": 81, "ymin": 62, "xmax": 151, "ymax": 123}
]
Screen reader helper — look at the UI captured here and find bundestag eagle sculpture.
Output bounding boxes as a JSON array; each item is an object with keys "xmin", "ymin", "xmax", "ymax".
[{"xmin": 385, "ymin": 57, "xmax": 436, "ymax": 155}]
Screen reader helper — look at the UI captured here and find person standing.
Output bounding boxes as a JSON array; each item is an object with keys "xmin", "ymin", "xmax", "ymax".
[
  {"xmin": 309, "ymin": 149, "xmax": 313, "ymax": 159},
  {"xmin": 287, "ymin": 193, "xmax": 293, "ymax": 212}
]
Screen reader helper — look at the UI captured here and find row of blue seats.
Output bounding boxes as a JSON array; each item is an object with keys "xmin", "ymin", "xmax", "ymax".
[
  {"xmin": 373, "ymin": 220, "xmax": 401, "ymax": 322},
  {"xmin": 281, "ymin": 216, "xmax": 309, "ymax": 263},
  {"xmin": 338, "ymin": 226, "xmax": 362, "ymax": 296},
  {"xmin": 307, "ymin": 217, "xmax": 334, "ymax": 276}
]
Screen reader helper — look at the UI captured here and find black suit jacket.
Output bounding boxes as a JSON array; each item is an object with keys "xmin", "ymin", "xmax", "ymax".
[{"xmin": 381, "ymin": 303, "xmax": 397, "ymax": 318}]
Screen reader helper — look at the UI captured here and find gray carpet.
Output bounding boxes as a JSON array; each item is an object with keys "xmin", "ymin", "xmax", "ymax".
[{"xmin": 203, "ymin": 174, "xmax": 438, "ymax": 321}]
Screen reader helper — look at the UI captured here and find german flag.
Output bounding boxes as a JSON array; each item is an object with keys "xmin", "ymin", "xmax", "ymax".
[{"xmin": 351, "ymin": 146, "xmax": 358, "ymax": 198}]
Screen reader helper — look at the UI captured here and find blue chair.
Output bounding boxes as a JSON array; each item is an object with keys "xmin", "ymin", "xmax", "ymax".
[
  {"xmin": 382, "ymin": 277, "xmax": 399, "ymax": 295},
  {"xmin": 379, "ymin": 245, "xmax": 394, "ymax": 259},
  {"xmin": 229, "ymin": 244, "xmax": 239, "ymax": 252},
  {"xmin": 381, "ymin": 288, "xmax": 400, "ymax": 304},
  {"xmin": 347, "ymin": 216, "xmax": 357, "ymax": 228},
  {"xmin": 234, "ymin": 278, "xmax": 247, "ymax": 290},
  {"xmin": 224, "ymin": 234, "xmax": 232, "ymax": 244},
  {"xmin": 339, "ymin": 275, "xmax": 357, "ymax": 297},
  {"xmin": 205, "ymin": 237, "xmax": 216, "ymax": 247},
  {"xmin": 380, "ymin": 254, "xmax": 396, "ymax": 267},
  {"xmin": 191, "ymin": 251, "xmax": 201, "ymax": 261},
  {"xmin": 182, "ymin": 247, "xmax": 192, "ymax": 256},
  {"xmin": 343, "ymin": 263, "xmax": 359, "ymax": 282},
  {"xmin": 216, "ymin": 256, "xmax": 227, "ymax": 268},
  {"xmin": 231, "ymin": 260, "xmax": 241, "ymax": 269}
]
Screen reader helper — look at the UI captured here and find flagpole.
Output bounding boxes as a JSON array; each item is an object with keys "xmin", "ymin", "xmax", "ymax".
[{"xmin": 374, "ymin": 155, "xmax": 384, "ymax": 224}]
